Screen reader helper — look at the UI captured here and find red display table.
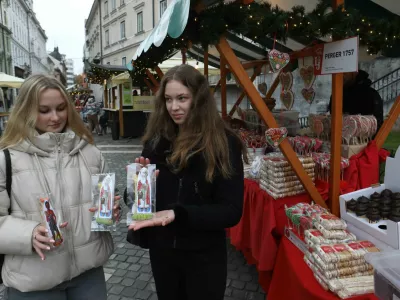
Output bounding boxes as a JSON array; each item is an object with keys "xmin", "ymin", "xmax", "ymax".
[{"xmin": 268, "ymin": 237, "xmax": 378, "ymax": 300}]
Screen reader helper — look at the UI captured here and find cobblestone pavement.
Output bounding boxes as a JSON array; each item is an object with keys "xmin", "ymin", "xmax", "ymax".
[{"xmin": 0, "ymin": 134, "xmax": 266, "ymax": 300}]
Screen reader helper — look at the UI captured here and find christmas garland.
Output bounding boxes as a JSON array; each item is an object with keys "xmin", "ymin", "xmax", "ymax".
[{"xmin": 130, "ymin": 0, "xmax": 400, "ymax": 79}]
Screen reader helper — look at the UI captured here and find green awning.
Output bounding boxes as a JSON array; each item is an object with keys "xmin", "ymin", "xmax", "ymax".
[{"xmin": 133, "ymin": 0, "xmax": 190, "ymax": 60}]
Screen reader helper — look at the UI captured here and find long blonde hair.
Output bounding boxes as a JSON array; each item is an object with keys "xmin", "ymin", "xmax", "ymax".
[
  {"xmin": 0, "ymin": 74, "xmax": 93, "ymax": 148},
  {"xmin": 142, "ymin": 65, "xmax": 247, "ymax": 182}
]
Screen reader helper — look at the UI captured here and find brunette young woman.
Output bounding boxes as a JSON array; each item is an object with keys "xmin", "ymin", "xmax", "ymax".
[
  {"xmin": 0, "ymin": 75, "xmax": 120, "ymax": 300},
  {"xmin": 126, "ymin": 64, "xmax": 247, "ymax": 300}
]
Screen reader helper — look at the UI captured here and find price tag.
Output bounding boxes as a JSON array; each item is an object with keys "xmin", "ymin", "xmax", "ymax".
[{"xmin": 314, "ymin": 36, "xmax": 359, "ymax": 75}]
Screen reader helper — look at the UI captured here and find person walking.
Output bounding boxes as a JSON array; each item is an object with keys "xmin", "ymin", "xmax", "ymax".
[
  {"xmin": 85, "ymin": 96, "xmax": 102, "ymax": 135},
  {"xmin": 126, "ymin": 64, "xmax": 247, "ymax": 300},
  {"xmin": 0, "ymin": 75, "xmax": 120, "ymax": 300}
]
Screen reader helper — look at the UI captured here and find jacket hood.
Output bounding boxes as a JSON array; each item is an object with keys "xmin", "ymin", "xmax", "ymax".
[
  {"xmin": 11, "ymin": 130, "xmax": 88, "ymax": 157},
  {"xmin": 355, "ymin": 70, "xmax": 372, "ymax": 87}
]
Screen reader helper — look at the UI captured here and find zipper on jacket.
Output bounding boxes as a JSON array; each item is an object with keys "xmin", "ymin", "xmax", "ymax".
[
  {"xmin": 55, "ymin": 134, "xmax": 75, "ymax": 279},
  {"xmin": 173, "ymin": 177, "xmax": 183, "ymax": 248}
]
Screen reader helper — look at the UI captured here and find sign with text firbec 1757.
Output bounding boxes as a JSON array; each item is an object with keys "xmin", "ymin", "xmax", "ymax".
[{"xmin": 314, "ymin": 36, "xmax": 359, "ymax": 75}]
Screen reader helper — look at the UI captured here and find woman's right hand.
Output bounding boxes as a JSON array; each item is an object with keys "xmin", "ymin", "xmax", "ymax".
[
  {"xmin": 135, "ymin": 157, "xmax": 159, "ymax": 177},
  {"xmin": 32, "ymin": 223, "xmax": 67, "ymax": 260}
]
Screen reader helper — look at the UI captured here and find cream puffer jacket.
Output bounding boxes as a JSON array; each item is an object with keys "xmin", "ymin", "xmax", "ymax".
[{"xmin": 0, "ymin": 131, "xmax": 114, "ymax": 292}]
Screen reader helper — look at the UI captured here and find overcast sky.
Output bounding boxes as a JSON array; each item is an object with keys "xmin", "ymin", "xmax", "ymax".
[{"xmin": 33, "ymin": 0, "xmax": 94, "ymax": 75}]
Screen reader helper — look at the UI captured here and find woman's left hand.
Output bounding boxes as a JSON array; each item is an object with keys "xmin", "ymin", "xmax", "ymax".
[
  {"xmin": 128, "ymin": 210, "xmax": 175, "ymax": 231},
  {"xmin": 89, "ymin": 195, "xmax": 122, "ymax": 221}
]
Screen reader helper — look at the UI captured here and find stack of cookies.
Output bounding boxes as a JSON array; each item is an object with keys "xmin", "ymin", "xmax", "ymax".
[{"xmin": 259, "ymin": 154, "xmax": 315, "ymax": 199}]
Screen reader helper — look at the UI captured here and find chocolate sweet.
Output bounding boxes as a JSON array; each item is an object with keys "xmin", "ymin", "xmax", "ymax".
[
  {"xmin": 392, "ymin": 200, "xmax": 400, "ymax": 208},
  {"xmin": 380, "ymin": 211, "xmax": 390, "ymax": 219},
  {"xmin": 389, "ymin": 207, "xmax": 400, "ymax": 222},
  {"xmin": 389, "ymin": 215, "xmax": 400, "ymax": 223},
  {"xmin": 367, "ymin": 210, "xmax": 381, "ymax": 222},
  {"xmin": 370, "ymin": 192, "xmax": 381, "ymax": 201},
  {"xmin": 380, "ymin": 198, "xmax": 392, "ymax": 206},
  {"xmin": 368, "ymin": 201, "xmax": 380, "ymax": 208},
  {"xmin": 346, "ymin": 199, "xmax": 357, "ymax": 211},
  {"xmin": 392, "ymin": 192, "xmax": 400, "ymax": 200},
  {"xmin": 380, "ymin": 205, "xmax": 391, "ymax": 212},
  {"xmin": 357, "ymin": 196, "xmax": 369, "ymax": 205},
  {"xmin": 381, "ymin": 189, "xmax": 393, "ymax": 198},
  {"xmin": 355, "ymin": 203, "xmax": 368, "ymax": 216}
]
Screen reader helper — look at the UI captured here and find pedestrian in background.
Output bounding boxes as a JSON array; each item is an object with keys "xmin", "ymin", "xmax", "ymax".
[
  {"xmin": 126, "ymin": 64, "xmax": 247, "ymax": 300},
  {"xmin": 85, "ymin": 96, "xmax": 102, "ymax": 135},
  {"xmin": 0, "ymin": 75, "xmax": 120, "ymax": 300}
]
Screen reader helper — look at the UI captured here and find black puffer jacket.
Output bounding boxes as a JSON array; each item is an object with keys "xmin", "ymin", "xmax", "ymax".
[
  {"xmin": 328, "ymin": 70, "xmax": 384, "ymax": 131},
  {"xmin": 126, "ymin": 132, "xmax": 244, "ymax": 250}
]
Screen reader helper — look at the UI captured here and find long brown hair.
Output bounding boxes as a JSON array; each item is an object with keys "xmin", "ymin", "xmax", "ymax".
[
  {"xmin": 0, "ymin": 74, "xmax": 93, "ymax": 149},
  {"xmin": 142, "ymin": 64, "xmax": 247, "ymax": 182}
]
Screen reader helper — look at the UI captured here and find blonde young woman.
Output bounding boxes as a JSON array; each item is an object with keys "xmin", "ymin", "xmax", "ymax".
[
  {"xmin": 0, "ymin": 75, "xmax": 119, "ymax": 300},
  {"xmin": 126, "ymin": 64, "xmax": 247, "ymax": 300}
]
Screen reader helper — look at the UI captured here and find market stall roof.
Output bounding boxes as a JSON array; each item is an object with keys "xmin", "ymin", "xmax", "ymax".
[
  {"xmin": 0, "ymin": 73, "xmax": 24, "ymax": 88},
  {"xmin": 86, "ymin": 62, "xmax": 128, "ymax": 85},
  {"xmin": 131, "ymin": 0, "xmax": 400, "ymax": 73}
]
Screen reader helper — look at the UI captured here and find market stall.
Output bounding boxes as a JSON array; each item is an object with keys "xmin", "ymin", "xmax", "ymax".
[{"xmin": 128, "ymin": 0, "xmax": 400, "ymax": 299}]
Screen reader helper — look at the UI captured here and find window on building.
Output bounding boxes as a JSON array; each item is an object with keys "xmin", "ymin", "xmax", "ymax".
[
  {"xmin": 160, "ymin": 0, "xmax": 167, "ymax": 18},
  {"xmin": 111, "ymin": 0, "xmax": 116, "ymax": 10},
  {"xmin": 122, "ymin": 57, "xmax": 126, "ymax": 66},
  {"xmin": 105, "ymin": 30, "xmax": 109, "ymax": 46},
  {"xmin": 104, "ymin": 1, "xmax": 108, "ymax": 15},
  {"xmin": 137, "ymin": 12, "xmax": 143, "ymax": 33},
  {"xmin": 120, "ymin": 0, "xmax": 125, "ymax": 5},
  {"xmin": 120, "ymin": 21, "xmax": 125, "ymax": 39},
  {"xmin": 4, "ymin": 11, "xmax": 7, "ymax": 26},
  {"xmin": 107, "ymin": 62, "xmax": 110, "ymax": 65}
]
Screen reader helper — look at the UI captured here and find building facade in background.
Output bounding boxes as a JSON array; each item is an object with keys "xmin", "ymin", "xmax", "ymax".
[
  {"xmin": 9, "ymin": 0, "xmax": 49, "ymax": 78},
  {"xmin": 84, "ymin": 0, "xmax": 172, "ymax": 68},
  {"xmin": 0, "ymin": 0, "xmax": 12, "ymax": 75},
  {"xmin": 65, "ymin": 58, "xmax": 74, "ymax": 87}
]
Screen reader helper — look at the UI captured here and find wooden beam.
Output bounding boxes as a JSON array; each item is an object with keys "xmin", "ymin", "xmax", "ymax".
[
  {"xmin": 145, "ymin": 69, "xmax": 159, "ymax": 88},
  {"xmin": 216, "ymin": 37, "xmax": 327, "ymax": 209},
  {"xmin": 212, "ymin": 79, "xmax": 221, "ymax": 95},
  {"xmin": 154, "ymin": 66, "xmax": 164, "ymax": 79},
  {"xmin": 118, "ymin": 84, "xmax": 124, "ymax": 137},
  {"xmin": 220, "ymin": 55, "xmax": 227, "ymax": 117},
  {"xmin": 238, "ymin": 60, "xmax": 268, "ymax": 71},
  {"xmin": 104, "ymin": 86, "xmax": 108, "ymax": 108},
  {"xmin": 375, "ymin": 95, "xmax": 400, "ymax": 149},
  {"xmin": 181, "ymin": 48, "xmax": 187, "ymax": 64},
  {"xmin": 204, "ymin": 48, "xmax": 209, "ymax": 80},
  {"xmin": 143, "ymin": 79, "xmax": 157, "ymax": 94},
  {"xmin": 228, "ymin": 64, "xmax": 262, "ymax": 117},
  {"xmin": 329, "ymin": 0, "xmax": 345, "ymax": 216},
  {"xmin": 112, "ymin": 87, "xmax": 116, "ymax": 109}
]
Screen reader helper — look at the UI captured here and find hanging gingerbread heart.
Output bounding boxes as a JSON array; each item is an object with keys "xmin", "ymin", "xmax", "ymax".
[
  {"xmin": 269, "ymin": 49, "xmax": 290, "ymax": 72},
  {"xmin": 279, "ymin": 72, "xmax": 293, "ymax": 91},
  {"xmin": 265, "ymin": 127, "xmax": 288, "ymax": 147},
  {"xmin": 301, "ymin": 87, "xmax": 316, "ymax": 104},
  {"xmin": 280, "ymin": 90, "xmax": 294, "ymax": 110},
  {"xmin": 300, "ymin": 65, "xmax": 316, "ymax": 89},
  {"xmin": 258, "ymin": 82, "xmax": 268, "ymax": 95}
]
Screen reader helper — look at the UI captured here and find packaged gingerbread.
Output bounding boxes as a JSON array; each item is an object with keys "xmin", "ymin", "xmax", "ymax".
[{"xmin": 317, "ymin": 214, "xmax": 347, "ymax": 230}]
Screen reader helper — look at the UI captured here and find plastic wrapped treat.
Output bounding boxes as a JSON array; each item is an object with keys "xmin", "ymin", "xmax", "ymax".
[
  {"xmin": 37, "ymin": 194, "xmax": 63, "ymax": 247},
  {"xmin": 91, "ymin": 173, "xmax": 116, "ymax": 231},
  {"xmin": 126, "ymin": 163, "xmax": 156, "ymax": 224}
]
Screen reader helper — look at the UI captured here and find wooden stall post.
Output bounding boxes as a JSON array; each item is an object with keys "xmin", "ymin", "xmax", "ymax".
[
  {"xmin": 216, "ymin": 37, "xmax": 327, "ymax": 208},
  {"xmin": 182, "ymin": 48, "xmax": 187, "ymax": 64},
  {"xmin": 220, "ymin": 55, "xmax": 228, "ymax": 117},
  {"xmin": 229, "ymin": 64, "xmax": 262, "ymax": 117},
  {"xmin": 118, "ymin": 84, "xmax": 124, "ymax": 137},
  {"xmin": 375, "ymin": 95, "xmax": 400, "ymax": 149},
  {"xmin": 329, "ymin": 0, "xmax": 345, "ymax": 216},
  {"xmin": 154, "ymin": 66, "xmax": 164, "ymax": 79},
  {"xmin": 112, "ymin": 87, "xmax": 117, "ymax": 109},
  {"xmin": 103, "ymin": 86, "xmax": 108, "ymax": 108},
  {"xmin": 145, "ymin": 69, "xmax": 160, "ymax": 89}
]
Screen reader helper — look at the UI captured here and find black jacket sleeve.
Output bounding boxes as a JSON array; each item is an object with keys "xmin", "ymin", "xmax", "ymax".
[{"xmin": 172, "ymin": 136, "xmax": 244, "ymax": 231}]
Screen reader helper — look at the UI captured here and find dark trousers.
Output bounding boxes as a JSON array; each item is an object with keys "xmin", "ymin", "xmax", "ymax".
[{"xmin": 149, "ymin": 243, "xmax": 227, "ymax": 300}]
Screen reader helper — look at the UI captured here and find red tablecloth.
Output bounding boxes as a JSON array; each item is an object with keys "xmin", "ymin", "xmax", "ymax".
[
  {"xmin": 268, "ymin": 237, "xmax": 378, "ymax": 300},
  {"xmin": 229, "ymin": 142, "xmax": 388, "ymax": 294}
]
